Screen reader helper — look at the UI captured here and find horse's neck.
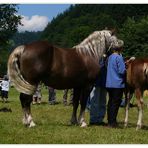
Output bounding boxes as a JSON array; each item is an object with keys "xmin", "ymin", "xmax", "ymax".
[
  {"xmin": 75, "ymin": 31, "xmax": 106, "ymax": 62},
  {"xmin": 75, "ymin": 45, "xmax": 105, "ymax": 62}
]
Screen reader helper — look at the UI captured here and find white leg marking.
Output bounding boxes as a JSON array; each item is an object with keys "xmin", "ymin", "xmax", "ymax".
[
  {"xmin": 124, "ymin": 107, "xmax": 129, "ymax": 127},
  {"xmin": 136, "ymin": 108, "xmax": 143, "ymax": 130}
]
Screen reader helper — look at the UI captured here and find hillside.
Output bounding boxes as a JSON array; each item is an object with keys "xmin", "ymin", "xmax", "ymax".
[{"xmin": 41, "ymin": 4, "xmax": 148, "ymax": 57}]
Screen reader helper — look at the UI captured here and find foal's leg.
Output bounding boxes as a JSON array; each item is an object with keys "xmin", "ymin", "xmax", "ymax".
[
  {"xmin": 70, "ymin": 88, "xmax": 81, "ymax": 125},
  {"xmin": 135, "ymin": 89, "xmax": 144, "ymax": 130},
  {"xmin": 20, "ymin": 93, "xmax": 36, "ymax": 127},
  {"xmin": 124, "ymin": 92, "xmax": 131, "ymax": 127}
]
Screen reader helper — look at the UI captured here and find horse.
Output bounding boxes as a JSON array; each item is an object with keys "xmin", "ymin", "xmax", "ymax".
[
  {"xmin": 124, "ymin": 57, "xmax": 148, "ymax": 130},
  {"xmin": 8, "ymin": 29, "xmax": 124, "ymax": 128}
]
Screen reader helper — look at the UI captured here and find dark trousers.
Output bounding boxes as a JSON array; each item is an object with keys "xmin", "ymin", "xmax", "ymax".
[
  {"xmin": 48, "ymin": 88, "xmax": 56, "ymax": 103},
  {"xmin": 63, "ymin": 89, "xmax": 73, "ymax": 105},
  {"xmin": 107, "ymin": 88, "xmax": 124, "ymax": 126},
  {"xmin": 1, "ymin": 90, "xmax": 8, "ymax": 99}
]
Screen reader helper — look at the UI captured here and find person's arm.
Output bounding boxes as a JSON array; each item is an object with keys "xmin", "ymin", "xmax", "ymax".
[{"xmin": 116, "ymin": 55, "xmax": 126, "ymax": 75}]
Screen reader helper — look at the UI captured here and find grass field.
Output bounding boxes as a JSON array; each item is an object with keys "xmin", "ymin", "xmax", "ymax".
[{"xmin": 0, "ymin": 87, "xmax": 148, "ymax": 144}]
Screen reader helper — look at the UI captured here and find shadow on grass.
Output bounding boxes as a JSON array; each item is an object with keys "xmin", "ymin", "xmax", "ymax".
[{"xmin": 118, "ymin": 121, "xmax": 148, "ymax": 130}]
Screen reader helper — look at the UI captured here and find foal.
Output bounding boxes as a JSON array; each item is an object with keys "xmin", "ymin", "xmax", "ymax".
[{"xmin": 124, "ymin": 58, "xmax": 148, "ymax": 130}]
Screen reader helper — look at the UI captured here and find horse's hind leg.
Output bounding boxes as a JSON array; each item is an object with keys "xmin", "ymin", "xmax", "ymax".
[
  {"xmin": 20, "ymin": 93, "xmax": 36, "ymax": 128},
  {"xmin": 135, "ymin": 89, "xmax": 144, "ymax": 130},
  {"xmin": 70, "ymin": 88, "xmax": 80, "ymax": 125}
]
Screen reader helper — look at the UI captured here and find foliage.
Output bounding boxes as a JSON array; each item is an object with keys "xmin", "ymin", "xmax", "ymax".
[
  {"xmin": 41, "ymin": 4, "xmax": 148, "ymax": 52},
  {"xmin": 0, "ymin": 31, "xmax": 42, "ymax": 75},
  {"xmin": 11, "ymin": 31, "xmax": 42, "ymax": 49},
  {"xmin": 119, "ymin": 16, "xmax": 148, "ymax": 57},
  {"xmin": 0, "ymin": 4, "xmax": 21, "ymax": 48},
  {"xmin": 0, "ymin": 87, "xmax": 148, "ymax": 144},
  {"xmin": 0, "ymin": 4, "xmax": 22, "ymax": 76},
  {"xmin": 0, "ymin": 45, "xmax": 11, "ymax": 76}
]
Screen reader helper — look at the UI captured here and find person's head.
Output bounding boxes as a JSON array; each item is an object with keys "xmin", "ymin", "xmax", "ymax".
[
  {"xmin": 3, "ymin": 75, "xmax": 8, "ymax": 81},
  {"xmin": 112, "ymin": 47, "xmax": 123, "ymax": 54}
]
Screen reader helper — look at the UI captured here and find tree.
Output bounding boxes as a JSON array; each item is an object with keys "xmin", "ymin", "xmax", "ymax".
[
  {"xmin": 0, "ymin": 4, "xmax": 21, "ymax": 48},
  {"xmin": 119, "ymin": 17, "xmax": 148, "ymax": 57},
  {"xmin": 42, "ymin": 4, "xmax": 148, "ymax": 49}
]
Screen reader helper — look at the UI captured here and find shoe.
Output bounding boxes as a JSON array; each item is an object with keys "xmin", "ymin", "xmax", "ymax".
[
  {"xmin": 63, "ymin": 102, "xmax": 67, "ymax": 106},
  {"xmin": 90, "ymin": 121, "xmax": 107, "ymax": 126},
  {"xmin": 130, "ymin": 103, "xmax": 137, "ymax": 108},
  {"xmin": 49, "ymin": 102, "xmax": 55, "ymax": 105},
  {"xmin": 32, "ymin": 101, "xmax": 37, "ymax": 105},
  {"xmin": 68, "ymin": 102, "xmax": 73, "ymax": 106},
  {"xmin": 106, "ymin": 122, "xmax": 118, "ymax": 128},
  {"xmin": 37, "ymin": 101, "xmax": 41, "ymax": 104}
]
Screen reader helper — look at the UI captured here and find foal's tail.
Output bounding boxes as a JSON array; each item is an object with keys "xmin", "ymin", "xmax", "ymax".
[
  {"xmin": 7, "ymin": 45, "xmax": 36, "ymax": 95},
  {"xmin": 143, "ymin": 63, "xmax": 148, "ymax": 77}
]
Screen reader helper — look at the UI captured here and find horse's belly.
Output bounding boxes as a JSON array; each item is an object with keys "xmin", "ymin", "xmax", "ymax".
[{"xmin": 44, "ymin": 75, "xmax": 94, "ymax": 89}]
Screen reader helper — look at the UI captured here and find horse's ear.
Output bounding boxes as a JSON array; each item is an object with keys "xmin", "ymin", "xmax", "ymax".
[
  {"xmin": 125, "ymin": 57, "xmax": 136, "ymax": 68},
  {"xmin": 110, "ymin": 28, "xmax": 116, "ymax": 35}
]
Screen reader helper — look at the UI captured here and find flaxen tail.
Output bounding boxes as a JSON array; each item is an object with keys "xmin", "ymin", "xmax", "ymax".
[{"xmin": 7, "ymin": 45, "xmax": 36, "ymax": 95}]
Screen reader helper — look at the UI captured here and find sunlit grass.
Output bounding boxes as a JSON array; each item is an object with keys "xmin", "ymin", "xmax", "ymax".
[{"xmin": 0, "ymin": 87, "xmax": 148, "ymax": 144}]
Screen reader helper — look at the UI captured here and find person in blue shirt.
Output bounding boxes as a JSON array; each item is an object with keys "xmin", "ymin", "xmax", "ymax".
[
  {"xmin": 89, "ymin": 57, "xmax": 107, "ymax": 125},
  {"xmin": 106, "ymin": 47, "xmax": 126, "ymax": 128}
]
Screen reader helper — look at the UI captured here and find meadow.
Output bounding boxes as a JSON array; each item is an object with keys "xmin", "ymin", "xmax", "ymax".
[{"xmin": 0, "ymin": 87, "xmax": 148, "ymax": 144}]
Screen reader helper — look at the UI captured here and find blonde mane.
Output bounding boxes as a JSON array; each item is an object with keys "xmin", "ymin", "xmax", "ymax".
[{"xmin": 74, "ymin": 30, "xmax": 111, "ymax": 61}]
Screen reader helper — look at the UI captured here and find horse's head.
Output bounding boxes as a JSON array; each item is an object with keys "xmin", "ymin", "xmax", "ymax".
[
  {"xmin": 75, "ymin": 29, "xmax": 124, "ymax": 61},
  {"xmin": 103, "ymin": 30, "xmax": 124, "ymax": 56}
]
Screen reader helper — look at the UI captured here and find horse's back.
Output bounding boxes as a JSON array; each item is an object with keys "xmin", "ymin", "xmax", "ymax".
[
  {"xmin": 128, "ymin": 58, "xmax": 148, "ymax": 89},
  {"xmin": 18, "ymin": 41, "xmax": 99, "ymax": 89}
]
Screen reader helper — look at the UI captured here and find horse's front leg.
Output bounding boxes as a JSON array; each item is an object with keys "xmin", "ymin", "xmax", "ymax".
[
  {"xmin": 20, "ymin": 93, "xmax": 36, "ymax": 128},
  {"xmin": 78, "ymin": 86, "xmax": 92, "ymax": 127},
  {"xmin": 70, "ymin": 88, "xmax": 80, "ymax": 125},
  {"xmin": 135, "ymin": 89, "xmax": 144, "ymax": 130},
  {"xmin": 78, "ymin": 96, "xmax": 88, "ymax": 127}
]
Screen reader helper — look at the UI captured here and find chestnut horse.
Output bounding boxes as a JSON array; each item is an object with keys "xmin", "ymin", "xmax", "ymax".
[
  {"xmin": 8, "ymin": 30, "xmax": 124, "ymax": 127},
  {"xmin": 124, "ymin": 58, "xmax": 148, "ymax": 130}
]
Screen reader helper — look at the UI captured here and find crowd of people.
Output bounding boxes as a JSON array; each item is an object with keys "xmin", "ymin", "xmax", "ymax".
[{"xmin": 0, "ymin": 45, "xmax": 128, "ymax": 129}]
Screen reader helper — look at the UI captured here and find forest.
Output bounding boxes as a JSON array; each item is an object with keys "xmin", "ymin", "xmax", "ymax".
[
  {"xmin": 42, "ymin": 4, "xmax": 148, "ymax": 57},
  {"xmin": 0, "ymin": 4, "xmax": 148, "ymax": 75}
]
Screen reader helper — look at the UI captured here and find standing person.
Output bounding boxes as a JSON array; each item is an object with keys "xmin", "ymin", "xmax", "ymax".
[
  {"xmin": 63, "ymin": 89, "xmax": 73, "ymax": 106},
  {"xmin": 1, "ymin": 75, "xmax": 10, "ymax": 103},
  {"xmin": 89, "ymin": 57, "xmax": 107, "ymax": 125},
  {"xmin": 32, "ymin": 84, "xmax": 42, "ymax": 105},
  {"xmin": 106, "ymin": 47, "xmax": 126, "ymax": 128},
  {"xmin": 0, "ymin": 79, "xmax": 2, "ymax": 96},
  {"xmin": 48, "ymin": 86, "xmax": 57, "ymax": 105}
]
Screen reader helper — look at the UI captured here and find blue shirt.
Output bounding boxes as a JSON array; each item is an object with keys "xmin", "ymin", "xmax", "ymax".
[{"xmin": 106, "ymin": 53, "xmax": 126, "ymax": 88}]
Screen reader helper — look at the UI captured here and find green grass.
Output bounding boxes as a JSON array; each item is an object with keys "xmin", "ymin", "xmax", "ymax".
[{"xmin": 0, "ymin": 87, "xmax": 148, "ymax": 144}]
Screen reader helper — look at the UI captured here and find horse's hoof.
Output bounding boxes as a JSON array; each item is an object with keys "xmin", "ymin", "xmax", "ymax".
[
  {"xmin": 80, "ymin": 122, "xmax": 87, "ymax": 128},
  {"xmin": 136, "ymin": 125, "xmax": 142, "ymax": 131},
  {"xmin": 29, "ymin": 121, "xmax": 36, "ymax": 128},
  {"xmin": 70, "ymin": 119, "xmax": 78, "ymax": 125},
  {"xmin": 124, "ymin": 123, "xmax": 128, "ymax": 127}
]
